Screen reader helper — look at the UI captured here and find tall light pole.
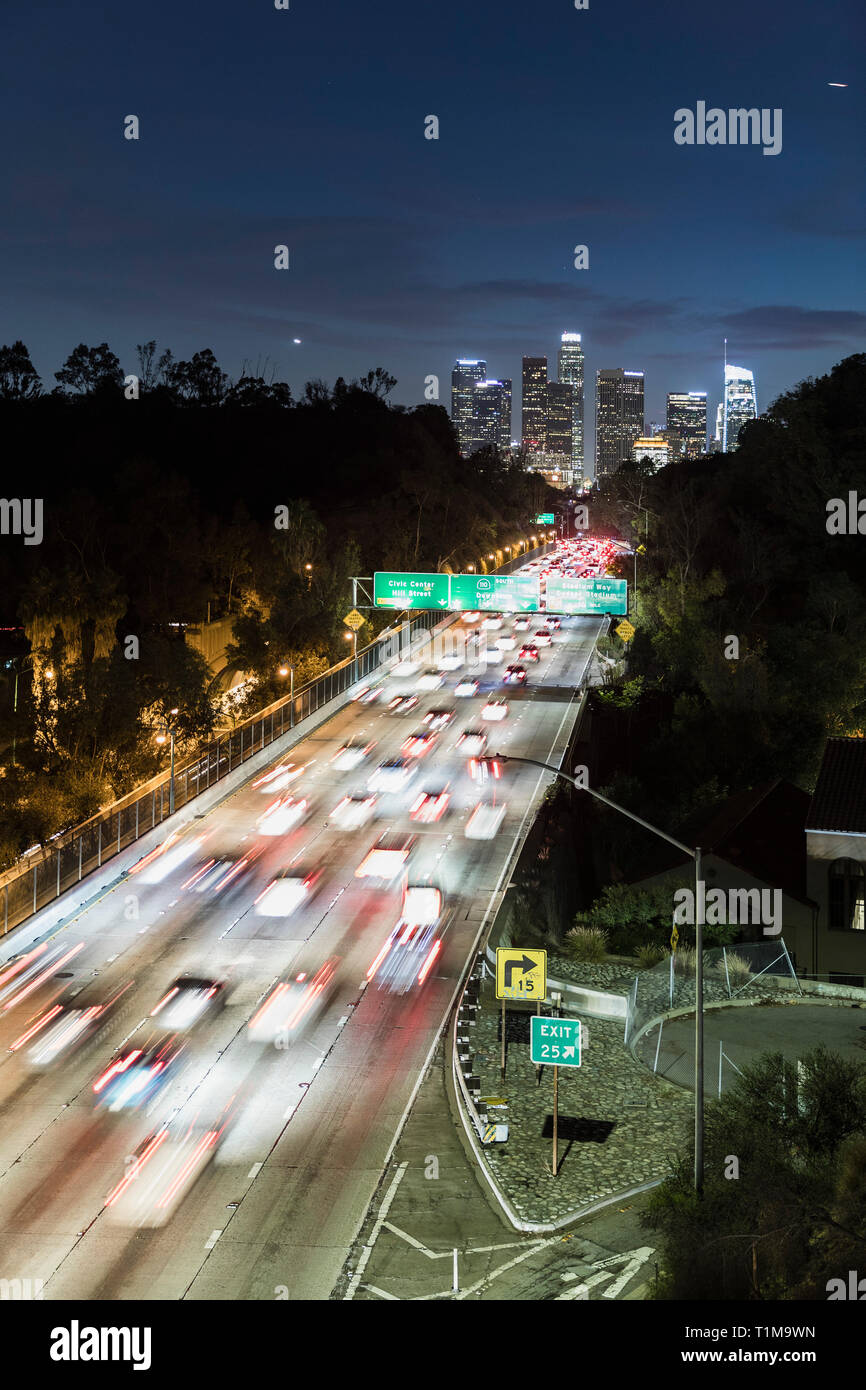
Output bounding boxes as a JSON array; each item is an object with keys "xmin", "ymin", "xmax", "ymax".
[
  {"xmin": 156, "ymin": 707, "xmax": 179, "ymax": 815},
  {"xmin": 279, "ymin": 664, "xmax": 295, "ymax": 728},
  {"xmin": 493, "ymin": 752, "xmax": 705, "ymax": 1194}
]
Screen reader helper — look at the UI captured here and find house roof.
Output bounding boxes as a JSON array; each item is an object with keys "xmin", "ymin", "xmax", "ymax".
[
  {"xmin": 806, "ymin": 738, "xmax": 866, "ymax": 834},
  {"xmin": 628, "ymin": 778, "xmax": 812, "ymax": 905}
]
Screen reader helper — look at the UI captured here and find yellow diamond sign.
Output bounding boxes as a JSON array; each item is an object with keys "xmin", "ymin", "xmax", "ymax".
[
  {"xmin": 615, "ymin": 619, "xmax": 635, "ymax": 642},
  {"xmin": 495, "ymin": 947, "xmax": 547, "ymax": 1000},
  {"xmin": 343, "ymin": 609, "xmax": 365, "ymax": 630}
]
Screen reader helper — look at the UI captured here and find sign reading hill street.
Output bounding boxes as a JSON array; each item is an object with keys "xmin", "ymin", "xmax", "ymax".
[{"xmin": 373, "ymin": 572, "xmax": 450, "ymax": 608}]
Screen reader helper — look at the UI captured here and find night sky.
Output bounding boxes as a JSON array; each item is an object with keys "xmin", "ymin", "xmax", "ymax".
[{"xmin": 3, "ymin": 0, "xmax": 864, "ymax": 457}]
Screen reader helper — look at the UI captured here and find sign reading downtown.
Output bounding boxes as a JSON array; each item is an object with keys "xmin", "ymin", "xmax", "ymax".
[{"xmin": 374, "ymin": 570, "xmax": 628, "ymax": 615}]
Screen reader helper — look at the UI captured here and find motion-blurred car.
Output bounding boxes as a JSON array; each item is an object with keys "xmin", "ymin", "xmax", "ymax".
[
  {"xmin": 387, "ymin": 693, "xmax": 420, "ymax": 715},
  {"xmin": 254, "ymin": 866, "xmax": 323, "ymax": 917},
  {"xmin": 455, "ymin": 678, "xmax": 479, "ymax": 698},
  {"xmin": 149, "ymin": 977, "xmax": 225, "ymax": 1031},
  {"xmin": 131, "ymin": 832, "xmax": 208, "ymax": 885},
  {"xmin": 331, "ymin": 739, "xmax": 375, "ymax": 772},
  {"xmin": 366, "ymin": 885, "xmax": 444, "ymax": 993},
  {"xmin": 422, "ymin": 707, "xmax": 456, "ymax": 731},
  {"xmin": 256, "ymin": 794, "xmax": 310, "ymax": 836},
  {"xmin": 93, "ymin": 1034, "xmax": 186, "ymax": 1113},
  {"xmin": 518, "ymin": 643, "xmax": 540, "ymax": 662},
  {"xmin": 409, "ymin": 787, "xmax": 451, "ymax": 823},
  {"xmin": 460, "ymin": 611, "xmax": 481, "ymax": 624},
  {"xmin": 355, "ymin": 831, "xmax": 416, "ymax": 883},
  {"xmin": 251, "ymin": 763, "xmax": 305, "ymax": 793},
  {"xmin": 401, "ymin": 729, "xmax": 438, "ymax": 759},
  {"xmin": 533, "ymin": 629, "xmax": 552, "ymax": 647},
  {"xmin": 468, "ymin": 755, "xmax": 503, "ymax": 784},
  {"xmin": 495, "ymin": 635, "xmax": 517, "ymax": 651},
  {"xmin": 465, "ymin": 802, "xmax": 507, "ymax": 840},
  {"xmin": 481, "ymin": 698, "xmax": 508, "ymax": 721},
  {"xmin": 368, "ymin": 758, "xmax": 419, "ymax": 793},
  {"xmin": 358, "ymin": 685, "xmax": 384, "ymax": 705},
  {"xmin": 503, "ymin": 665, "xmax": 527, "ymax": 685},
  {"xmin": 247, "ymin": 958, "xmax": 340, "ymax": 1044},
  {"xmin": 482, "ymin": 615, "xmax": 503, "ymax": 631},
  {"xmin": 182, "ymin": 851, "xmax": 261, "ymax": 895},
  {"xmin": 543, "ymin": 615, "xmax": 562, "ymax": 631},
  {"xmin": 416, "ymin": 669, "xmax": 445, "ymax": 692},
  {"xmin": 330, "ymin": 791, "xmax": 378, "ymax": 829},
  {"xmin": 10, "ymin": 999, "xmax": 113, "ymax": 1068},
  {"xmin": 438, "ymin": 654, "xmax": 463, "ymax": 671},
  {"xmin": 456, "ymin": 728, "xmax": 487, "ymax": 757},
  {"xmin": 105, "ymin": 1114, "xmax": 231, "ymax": 1228}
]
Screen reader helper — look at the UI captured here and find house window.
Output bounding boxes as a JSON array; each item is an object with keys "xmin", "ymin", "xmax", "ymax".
[{"xmin": 828, "ymin": 858, "xmax": 865, "ymax": 932}]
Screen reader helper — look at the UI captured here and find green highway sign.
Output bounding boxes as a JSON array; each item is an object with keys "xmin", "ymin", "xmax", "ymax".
[
  {"xmin": 530, "ymin": 1016, "xmax": 582, "ymax": 1067},
  {"xmin": 546, "ymin": 575, "xmax": 628, "ymax": 616},
  {"xmin": 373, "ymin": 572, "xmax": 451, "ymax": 609},
  {"xmin": 449, "ymin": 573, "xmax": 540, "ymax": 612},
  {"xmin": 535, "ymin": 513, "xmax": 555, "ymax": 524}
]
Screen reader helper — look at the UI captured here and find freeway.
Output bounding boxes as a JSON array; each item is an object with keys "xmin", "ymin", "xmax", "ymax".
[{"xmin": 0, "ymin": 545, "xmax": 604, "ymax": 1301}]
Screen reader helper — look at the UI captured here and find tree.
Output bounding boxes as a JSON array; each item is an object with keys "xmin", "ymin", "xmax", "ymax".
[
  {"xmin": 166, "ymin": 349, "xmax": 227, "ymax": 405},
  {"xmin": 55, "ymin": 342, "xmax": 124, "ymax": 395},
  {"xmin": 0, "ymin": 340, "xmax": 42, "ymax": 399},
  {"xmin": 643, "ymin": 1046, "xmax": 866, "ymax": 1299}
]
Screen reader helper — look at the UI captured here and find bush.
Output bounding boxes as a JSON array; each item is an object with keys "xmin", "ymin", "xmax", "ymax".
[
  {"xmin": 636, "ymin": 943, "xmax": 666, "ymax": 969},
  {"xmin": 672, "ymin": 945, "xmax": 696, "ymax": 976},
  {"xmin": 722, "ymin": 950, "xmax": 752, "ymax": 987},
  {"xmin": 563, "ymin": 925, "xmax": 608, "ymax": 963}
]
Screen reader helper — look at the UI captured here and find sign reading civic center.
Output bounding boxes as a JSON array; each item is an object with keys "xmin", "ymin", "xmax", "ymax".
[{"xmin": 373, "ymin": 572, "xmax": 450, "ymax": 609}]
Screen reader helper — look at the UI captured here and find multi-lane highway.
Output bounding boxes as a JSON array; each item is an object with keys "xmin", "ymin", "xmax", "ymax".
[{"xmin": 0, "ymin": 543, "xmax": 605, "ymax": 1300}]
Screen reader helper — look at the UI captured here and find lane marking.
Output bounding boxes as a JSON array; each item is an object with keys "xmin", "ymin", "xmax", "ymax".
[
  {"xmin": 204, "ymin": 1229, "xmax": 223, "ymax": 1250},
  {"xmin": 344, "ymin": 1162, "xmax": 409, "ymax": 1299}
]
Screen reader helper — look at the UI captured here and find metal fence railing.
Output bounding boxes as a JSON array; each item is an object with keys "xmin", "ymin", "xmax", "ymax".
[
  {"xmin": 0, "ymin": 607, "xmax": 446, "ymax": 938},
  {"xmin": 1, "ymin": 540, "xmax": 555, "ymax": 940},
  {"xmin": 624, "ymin": 939, "xmax": 802, "ymax": 1049}
]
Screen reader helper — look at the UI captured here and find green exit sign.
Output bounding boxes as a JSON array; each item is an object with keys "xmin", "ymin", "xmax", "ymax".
[
  {"xmin": 530, "ymin": 1016, "xmax": 582, "ymax": 1066},
  {"xmin": 535, "ymin": 513, "xmax": 555, "ymax": 525},
  {"xmin": 373, "ymin": 572, "xmax": 450, "ymax": 609}
]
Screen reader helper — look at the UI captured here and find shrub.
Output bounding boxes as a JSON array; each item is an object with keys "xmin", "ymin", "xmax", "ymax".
[
  {"xmin": 721, "ymin": 950, "xmax": 752, "ymax": 987},
  {"xmin": 563, "ymin": 925, "xmax": 608, "ymax": 963},
  {"xmin": 672, "ymin": 945, "xmax": 696, "ymax": 976},
  {"xmin": 636, "ymin": 943, "xmax": 666, "ymax": 970}
]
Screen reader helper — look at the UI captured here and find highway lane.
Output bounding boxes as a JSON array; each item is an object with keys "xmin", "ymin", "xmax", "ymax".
[{"xmin": 0, "ymin": 554, "xmax": 602, "ymax": 1300}]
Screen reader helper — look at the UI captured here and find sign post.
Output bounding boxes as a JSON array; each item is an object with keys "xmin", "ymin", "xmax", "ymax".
[{"xmin": 530, "ymin": 1012, "xmax": 583, "ymax": 1178}]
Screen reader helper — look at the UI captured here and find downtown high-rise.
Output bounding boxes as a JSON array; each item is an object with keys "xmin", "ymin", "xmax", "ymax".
[
  {"xmin": 666, "ymin": 391, "xmax": 707, "ymax": 459},
  {"xmin": 466, "ymin": 378, "xmax": 512, "ymax": 454},
  {"xmin": 557, "ymin": 333, "xmax": 585, "ymax": 477},
  {"xmin": 595, "ymin": 369, "xmax": 645, "ymax": 478},
  {"xmin": 723, "ymin": 365, "xmax": 757, "ymax": 451},
  {"xmin": 521, "ymin": 357, "xmax": 548, "ymax": 451},
  {"xmin": 451, "ymin": 359, "xmax": 487, "ymax": 454}
]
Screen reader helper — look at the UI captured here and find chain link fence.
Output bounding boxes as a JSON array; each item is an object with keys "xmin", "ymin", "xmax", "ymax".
[{"xmin": 624, "ymin": 939, "xmax": 801, "ymax": 1050}]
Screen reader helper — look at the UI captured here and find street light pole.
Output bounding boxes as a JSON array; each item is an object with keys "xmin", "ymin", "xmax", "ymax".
[
  {"xmin": 493, "ymin": 752, "xmax": 705, "ymax": 1195},
  {"xmin": 169, "ymin": 727, "xmax": 176, "ymax": 815}
]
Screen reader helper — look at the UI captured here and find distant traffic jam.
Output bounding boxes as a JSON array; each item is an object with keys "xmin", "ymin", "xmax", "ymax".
[{"xmin": 0, "ymin": 533, "xmax": 612, "ymax": 1230}]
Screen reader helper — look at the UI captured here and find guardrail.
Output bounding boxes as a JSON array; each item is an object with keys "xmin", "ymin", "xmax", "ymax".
[{"xmin": 0, "ymin": 540, "xmax": 555, "ymax": 939}]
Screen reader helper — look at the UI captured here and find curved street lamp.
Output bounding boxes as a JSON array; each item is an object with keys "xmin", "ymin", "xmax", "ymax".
[{"xmin": 156, "ymin": 707, "xmax": 180, "ymax": 814}]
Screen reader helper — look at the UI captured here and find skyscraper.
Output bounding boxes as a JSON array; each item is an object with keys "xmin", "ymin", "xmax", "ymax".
[
  {"xmin": 708, "ymin": 402, "xmax": 724, "ymax": 454},
  {"xmin": 451, "ymin": 359, "xmax": 486, "ymax": 454},
  {"xmin": 521, "ymin": 357, "xmax": 548, "ymax": 452},
  {"xmin": 723, "ymin": 365, "xmax": 757, "ymax": 451},
  {"xmin": 666, "ymin": 391, "xmax": 707, "ymax": 459},
  {"xmin": 467, "ymin": 379, "xmax": 512, "ymax": 455},
  {"xmin": 545, "ymin": 381, "xmax": 574, "ymax": 462},
  {"xmin": 595, "ymin": 369, "xmax": 645, "ymax": 478},
  {"xmin": 557, "ymin": 333, "xmax": 585, "ymax": 476}
]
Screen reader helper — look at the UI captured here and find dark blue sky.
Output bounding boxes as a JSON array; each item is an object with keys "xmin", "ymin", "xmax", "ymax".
[{"xmin": 3, "ymin": 0, "xmax": 864, "ymax": 457}]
